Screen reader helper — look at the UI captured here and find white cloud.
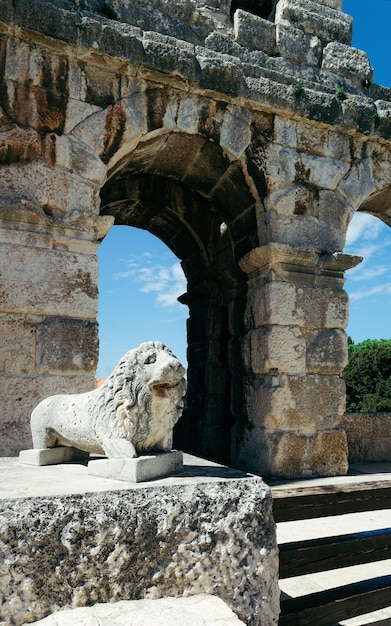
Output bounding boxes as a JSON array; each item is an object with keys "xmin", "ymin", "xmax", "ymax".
[
  {"xmin": 114, "ymin": 259, "xmax": 186, "ymax": 308},
  {"xmin": 349, "ymin": 264, "xmax": 389, "ymax": 281},
  {"xmin": 349, "ymin": 283, "xmax": 391, "ymax": 301},
  {"xmin": 346, "ymin": 212, "xmax": 383, "ymax": 246}
]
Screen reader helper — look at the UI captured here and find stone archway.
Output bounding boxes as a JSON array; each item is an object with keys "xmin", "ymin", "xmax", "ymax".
[
  {"xmin": 2, "ymin": 0, "xmax": 391, "ymax": 478},
  {"xmin": 99, "ymin": 131, "xmax": 258, "ymax": 463}
]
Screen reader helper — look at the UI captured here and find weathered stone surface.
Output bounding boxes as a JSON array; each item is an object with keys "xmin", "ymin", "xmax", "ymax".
[
  {"xmin": 306, "ymin": 328, "xmax": 348, "ymax": 374},
  {"xmin": 234, "ymin": 427, "xmax": 348, "ymax": 478},
  {"xmin": 322, "ymin": 42, "xmax": 373, "ymax": 84},
  {"xmin": 245, "ymin": 280, "xmax": 349, "ymax": 330},
  {"xmin": 196, "ymin": 48, "xmax": 244, "ymax": 97},
  {"xmin": 0, "ymin": 242, "xmax": 98, "ymax": 317},
  {"xmin": 0, "ymin": 375, "xmax": 95, "ymax": 456},
  {"xmin": 143, "ymin": 32, "xmax": 199, "ymax": 81},
  {"xmin": 244, "ymin": 326, "xmax": 306, "ymax": 375},
  {"xmin": 234, "ymin": 10, "xmax": 276, "ymax": 56},
  {"xmin": 36, "ymin": 317, "xmax": 99, "ymax": 374},
  {"xmin": 30, "ymin": 595, "xmax": 246, "ymax": 625},
  {"xmin": 275, "ymin": 0, "xmax": 352, "ymax": 45},
  {"xmin": 219, "ymin": 105, "xmax": 252, "ymax": 157},
  {"xmin": 276, "ymin": 23, "xmax": 322, "ymax": 67},
  {"xmin": 0, "ymin": 162, "xmax": 99, "ymax": 216},
  {"xmin": 0, "ymin": 315, "xmax": 36, "ymax": 375},
  {"xmin": 246, "ymin": 373, "xmax": 346, "ymax": 431},
  {"xmin": 341, "ymin": 413, "xmax": 391, "ymax": 464},
  {"xmin": 0, "ymin": 456, "xmax": 279, "ymax": 626}
]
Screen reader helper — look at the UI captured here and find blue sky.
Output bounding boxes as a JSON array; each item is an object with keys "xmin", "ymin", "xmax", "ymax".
[
  {"xmin": 341, "ymin": 0, "xmax": 391, "ymax": 344},
  {"xmin": 96, "ymin": 1, "xmax": 391, "ymax": 378}
]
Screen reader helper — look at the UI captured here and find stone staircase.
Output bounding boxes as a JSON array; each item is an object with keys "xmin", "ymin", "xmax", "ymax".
[{"xmin": 271, "ymin": 470, "xmax": 391, "ymax": 625}]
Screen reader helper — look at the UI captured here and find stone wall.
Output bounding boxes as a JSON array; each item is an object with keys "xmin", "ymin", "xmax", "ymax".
[{"xmin": 342, "ymin": 413, "xmax": 391, "ymax": 464}]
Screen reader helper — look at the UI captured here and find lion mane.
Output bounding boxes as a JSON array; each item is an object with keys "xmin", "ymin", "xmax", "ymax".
[{"xmin": 31, "ymin": 341, "xmax": 186, "ymax": 459}]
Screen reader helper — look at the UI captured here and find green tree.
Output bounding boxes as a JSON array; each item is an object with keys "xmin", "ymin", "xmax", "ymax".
[{"xmin": 343, "ymin": 338, "xmax": 391, "ymax": 412}]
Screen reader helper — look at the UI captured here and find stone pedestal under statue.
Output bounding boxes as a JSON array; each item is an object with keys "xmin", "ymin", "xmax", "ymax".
[{"xmin": 0, "ymin": 455, "xmax": 280, "ymax": 626}]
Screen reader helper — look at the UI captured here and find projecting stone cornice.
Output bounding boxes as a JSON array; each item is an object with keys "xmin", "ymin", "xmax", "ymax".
[{"xmin": 1, "ymin": 0, "xmax": 391, "ymax": 138}]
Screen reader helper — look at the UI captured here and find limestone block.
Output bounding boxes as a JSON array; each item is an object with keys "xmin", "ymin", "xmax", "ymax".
[
  {"xmin": 295, "ymin": 120, "xmax": 329, "ymax": 155},
  {"xmin": 341, "ymin": 413, "xmax": 391, "ymax": 463},
  {"xmin": 88, "ymin": 451, "xmax": 183, "ymax": 483},
  {"xmin": 143, "ymin": 32, "xmax": 199, "ymax": 81},
  {"xmin": 36, "ymin": 317, "xmax": 99, "ymax": 374},
  {"xmin": 264, "ymin": 144, "xmax": 298, "ymax": 191},
  {"xmin": 265, "ymin": 145, "xmax": 350, "ymax": 193},
  {"xmin": 0, "ymin": 457, "xmax": 279, "ymax": 625},
  {"xmin": 220, "ymin": 106, "xmax": 252, "ymax": 158},
  {"xmin": 233, "ymin": 10, "xmax": 276, "ymax": 56},
  {"xmin": 275, "ymin": 0, "xmax": 352, "ymax": 45},
  {"xmin": 111, "ymin": 0, "xmax": 233, "ymax": 45},
  {"xmin": 0, "ymin": 374, "xmax": 95, "ymax": 456},
  {"xmin": 78, "ymin": 60, "xmax": 121, "ymax": 108},
  {"xmin": 371, "ymin": 101, "xmax": 391, "ymax": 140},
  {"xmin": 326, "ymin": 131, "xmax": 350, "ymax": 161},
  {"xmin": 340, "ymin": 96, "xmax": 377, "ymax": 134},
  {"xmin": 313, "ymin": 188, "xmax": 350, "ymax": 230},
  {"xmin": 246, "ymin": 373, "xmax": 346, "ymax": 431},
  {"xmin": 234, "ymin": 426, "xmax": 348, "ymax": 478},
  {"xmin": 306, "ymin": 328, "xmax": 348, "ymax": 374},
  {"xmin": 176, "ymin": 96, "xmax": 199, "ymax": 133},
  {"xmin": 4, "ymin": 38, "xmax": 70, "ymax": 133},
  {"xmin": 246, "ymin": 281, "xmax": 349, "ymax": 330},
  {"xmin": 321, "ymin": 0, "xmax": 342, "ymax": 8},
  {"xmin": 196, "ymin": 48, "xmax": 244, "ymax": 97},
  {"xmin": 0, "ymin": 315, "xmax": 35, "ymax": 374},
  {"xmin": 0, "ymin": 125, "xmax": 41, "ymax": 165},
  {"xmin": 0, "ymin": 242, "xmax": 98, "ymax": 317},
  {"xmin": 13, "ymin": 0, "xmax": 79, "ymax": 47},
  {"xmin": 299, "ymin": 152, "xmax": 351, "ymax": 189},
  {"xmin": 29, "ymin": 595, "xmax": 246, "ymax": 625},
  {"xmin": 263, "ymin": 213, "xmax": 346, "ymax": 251},
  {"xmin": 265, "ymin": 185, "xmax": 312, "ymax": 216},
  {"xmin": 322, "ymin": 42, "xmax": 373, "ymax": 84},
  {"xmin": 276, "ymin": 24, "xmax": 322, "ymax": 67},
  {"xmin": 274, "ymin": 116, "xmax": 297, "ymax": 148},
  {"xmin": 54, "ymin": 135, "xmax": 106, "ymax": 184},
  {"xmin": 244, "ymin": 326, "xmax": 306, "ymax": 375},
  {"xmin": 71, "ymin": 88, "xmax": 146, "ymax": 166},
  {"xmin": 337, "ymin": 157, "xmax": 377, "ymax": 209},
  {"xmin": 0, "ymin": 162, "xmax": 98, "ymax": 217}
]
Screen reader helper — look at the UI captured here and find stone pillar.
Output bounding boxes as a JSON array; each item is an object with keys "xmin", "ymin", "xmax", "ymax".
[
  {"xmin": 232, "ymin": 243, "xmax": 361, "ymax": 479},
  {"xmin": 0, "ymin": 198, "xmax": 101, "ymax": 456}
]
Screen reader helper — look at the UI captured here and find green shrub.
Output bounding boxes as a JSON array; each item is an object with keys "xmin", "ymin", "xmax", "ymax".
[{"xmin": 343, "ymin": 338, "xmax": 391, "ymax": 412}]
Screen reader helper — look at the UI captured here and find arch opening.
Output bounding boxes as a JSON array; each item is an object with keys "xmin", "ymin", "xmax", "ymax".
[
  {"xmin": 96, "ymin": 225, "xmax": 188, "ymax": 381},
  {"xmin": 344, "ymin": 202, "xmax": 391, "ymax": 346}
]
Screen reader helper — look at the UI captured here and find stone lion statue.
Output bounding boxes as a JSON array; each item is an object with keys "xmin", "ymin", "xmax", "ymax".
[{"xmin": 31, "ymin": 341, "xmax": 186, "ymax": 458}]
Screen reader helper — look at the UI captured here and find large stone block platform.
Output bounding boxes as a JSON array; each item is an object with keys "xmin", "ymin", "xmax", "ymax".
[{"xmin": 0, "ymin": 455, "xmax": 279, "ymax": 626}]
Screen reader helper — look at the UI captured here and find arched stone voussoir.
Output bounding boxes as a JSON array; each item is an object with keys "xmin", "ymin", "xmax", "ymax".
[
  {"xmin": 70, "ymin": 93, "xmax": 148, "ymax": 173},
  {"xmin": 337, "ymin": 156, "xmax": 377, "ymax": 210},
  {"xmin": 359, "ymin": 187, "xmax": 391, "ymax": 227}
]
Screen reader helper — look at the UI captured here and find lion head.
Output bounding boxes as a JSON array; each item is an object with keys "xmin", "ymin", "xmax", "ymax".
[{"xmin": 92, "ymin": 341, "xmax": 186, "ymax": 454}]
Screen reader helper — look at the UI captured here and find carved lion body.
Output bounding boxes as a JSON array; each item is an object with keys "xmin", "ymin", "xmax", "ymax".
[{"xmin": 31, "ymin": 341, "xmax": 186, "ymax": 458}]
